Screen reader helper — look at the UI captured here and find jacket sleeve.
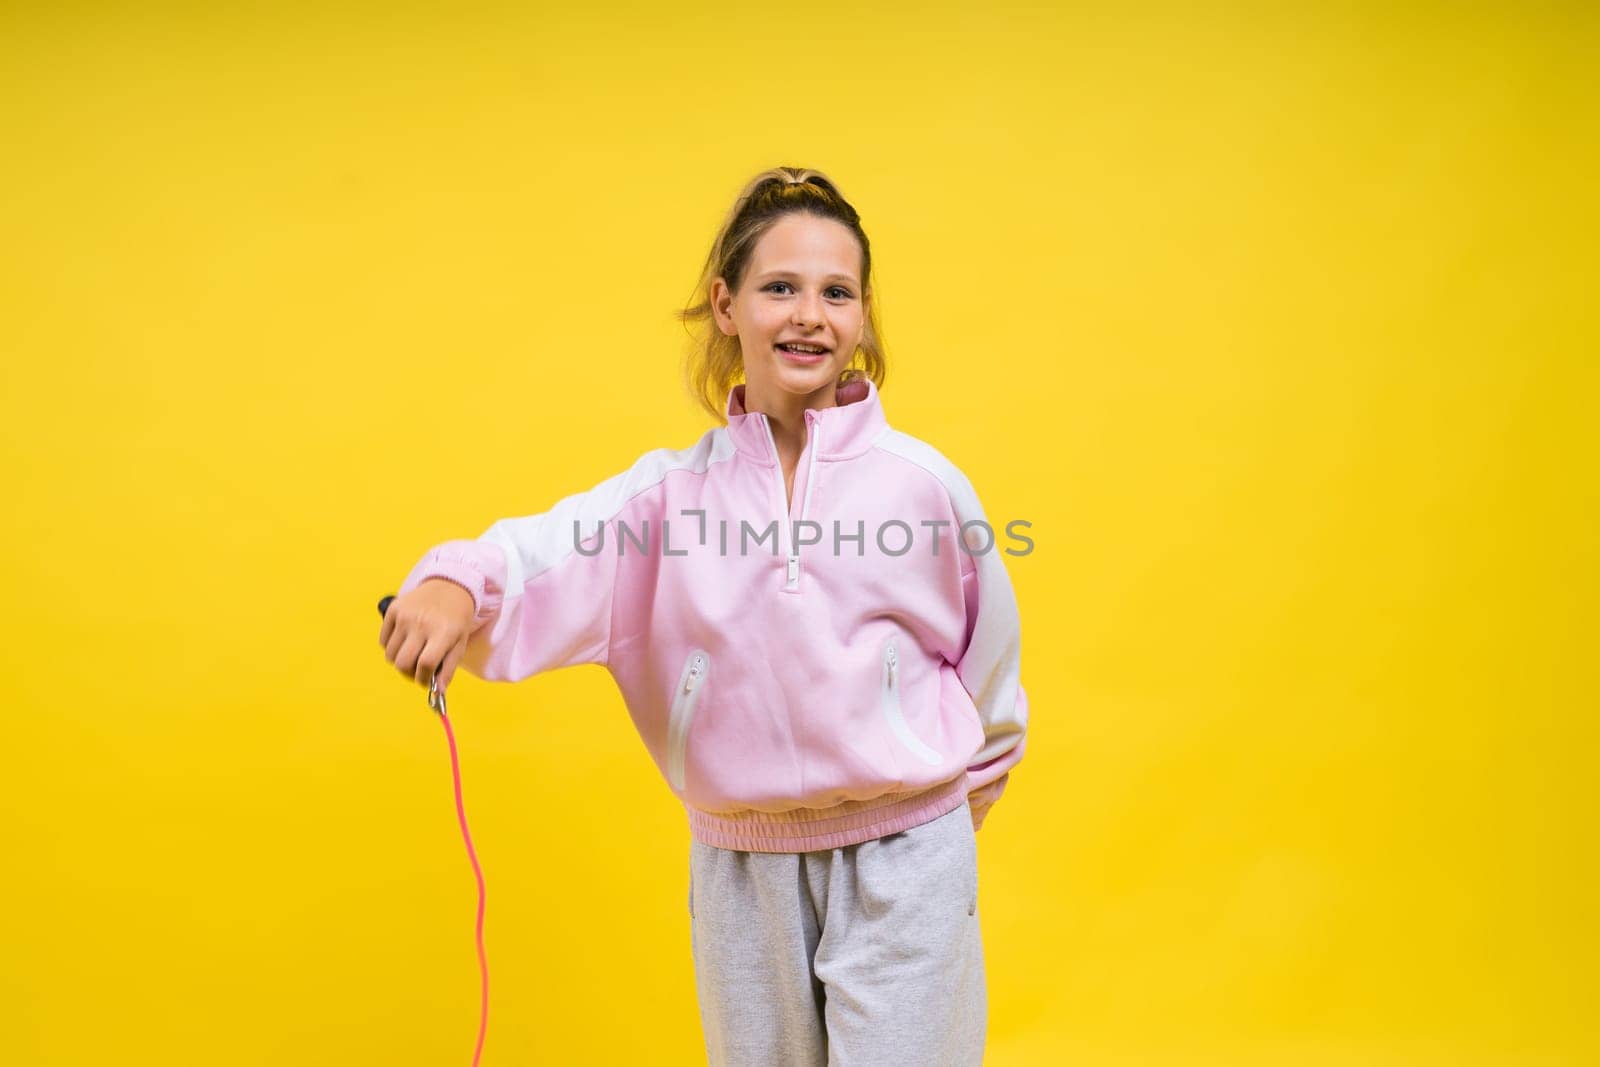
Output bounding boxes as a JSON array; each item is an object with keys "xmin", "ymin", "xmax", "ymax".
[
  {"xmin": 948, "ymin": 489, "xmax": 1030, "ymax": 831},
  {"xmin": 394, "ymin": 464, "xmax": 649, "ymax": 683}
]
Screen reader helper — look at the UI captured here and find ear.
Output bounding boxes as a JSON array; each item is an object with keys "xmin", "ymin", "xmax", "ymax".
[{"xmin": 711, "ymin": 277, "xmax": 737, "ymax": 337}]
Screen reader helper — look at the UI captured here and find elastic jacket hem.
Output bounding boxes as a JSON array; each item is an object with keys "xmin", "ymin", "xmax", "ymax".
[{"xmin": 684, "ymin": 773, "xmax": 969, "ymax": 853}]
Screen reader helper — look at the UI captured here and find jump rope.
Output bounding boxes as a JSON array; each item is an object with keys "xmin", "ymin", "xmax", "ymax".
[{"xmin": 377, "ymin": 595, "xmax": 490, "ymax": 1067}]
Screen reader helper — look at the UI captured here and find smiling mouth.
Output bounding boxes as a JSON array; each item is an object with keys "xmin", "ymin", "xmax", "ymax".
[{"xmin": 776, "ymin": 343, "xmax": 830, "ymax": 356}]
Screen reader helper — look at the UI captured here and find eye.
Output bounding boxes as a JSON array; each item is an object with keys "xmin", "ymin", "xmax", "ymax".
[{"xmin": 764, "ymin": 282, "xmax": 855, "ymax": 300}]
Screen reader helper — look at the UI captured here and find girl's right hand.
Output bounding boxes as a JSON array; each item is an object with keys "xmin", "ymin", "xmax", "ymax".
[{"xmin": 379, "ymin": 578, "xmax": 476, "ymax": 693}]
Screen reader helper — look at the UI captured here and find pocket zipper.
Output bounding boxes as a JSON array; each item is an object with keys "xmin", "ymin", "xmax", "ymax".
[
  {"xmin": 881, "ymin": 636, "xmax": 942, "ymax": 765},
  {"xmin": 667, "ymin": 649, "xmax": 711, "ymax": 791}
]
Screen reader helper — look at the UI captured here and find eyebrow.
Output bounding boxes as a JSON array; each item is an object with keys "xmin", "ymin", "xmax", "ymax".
[{"xmin": 756, "ymin": 270, "xmax": 859, "ymax": 286}]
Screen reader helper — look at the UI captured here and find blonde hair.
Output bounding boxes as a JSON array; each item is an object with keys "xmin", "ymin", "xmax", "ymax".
[{"xmin": 677, "ymin": 166, "xmax": 887, "ymax": 422}]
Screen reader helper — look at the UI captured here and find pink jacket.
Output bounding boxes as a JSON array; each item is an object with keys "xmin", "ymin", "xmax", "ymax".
[{"xmin": 397, "ymin": 377, "xmax": 1029, "ymax": 852}]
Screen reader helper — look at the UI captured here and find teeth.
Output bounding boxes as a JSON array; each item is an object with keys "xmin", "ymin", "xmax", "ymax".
[{"xmin": 781, "ymin": 343, "xmax": 825, "ymax": 353}]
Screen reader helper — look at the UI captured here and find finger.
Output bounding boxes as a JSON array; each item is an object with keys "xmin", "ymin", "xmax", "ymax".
[
  {"xmin": 415, "ymin": 632, "xmax": 450, "ymax": 687},
  {"xmin": 385, "ymin": 614, "xmax": 414, "ymax": 665},
  {"xmin": 437, "ymin": 634, "xmax": 467, "ymax": 692},
  {"xmin": 379, "ymin": 602, "xmax": 395, "ymax": 647},
  {"xmin": 393, "ymin": 629, "xmax": 426, "ymax": 679}
]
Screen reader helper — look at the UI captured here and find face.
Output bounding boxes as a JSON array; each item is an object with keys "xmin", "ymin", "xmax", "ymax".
[{"xmin": 711, "ymin": 212, "xmax": 868, "ymax": 404}]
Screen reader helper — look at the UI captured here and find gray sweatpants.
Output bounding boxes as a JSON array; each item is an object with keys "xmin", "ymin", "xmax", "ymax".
[{"xmin": 687, "ymin": 798, "xmax": 987, "ymax": 1066}]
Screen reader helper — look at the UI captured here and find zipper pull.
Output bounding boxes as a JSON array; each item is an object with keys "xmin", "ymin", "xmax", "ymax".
[
  {"xmin": 685, "ymin": 655, "xmax": 705, "ymax": 693},
  {"xmin": 885, "ymin": 643, "xmax": 897, "ymax": 686},
  {"xmin": 786, "ymin": 553, "xmax": 799, "ymax": 584}
]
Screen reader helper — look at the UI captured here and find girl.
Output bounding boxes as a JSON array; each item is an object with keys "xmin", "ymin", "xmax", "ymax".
[{"xmin": 380, "ymin": 166, "xmax": 1030, "ymax": 1065}]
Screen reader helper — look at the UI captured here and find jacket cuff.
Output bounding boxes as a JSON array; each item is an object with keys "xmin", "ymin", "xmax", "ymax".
[
  {"xmin": 968, "ymin": 780, "xmax": 1001, "ymax": 830},
  {"xmin": 965, "ymin": 730, "xmax": 1026, "ymax": 796},
  {"xmin": 964, "ymin": 731, "xmax": 1026, "ymax": 828},
  {"xmin": 398, "ymin": 542, "xmax": 504, "ymax": 630}
]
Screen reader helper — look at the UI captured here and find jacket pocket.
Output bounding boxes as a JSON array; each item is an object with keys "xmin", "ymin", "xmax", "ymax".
[
  {"xmin": 667, "ymin": 648, "xmax": 712, "ymax": 792},
  {"xmin": 881, "ymin": 633, "xmax": 942, "ymax": 766}
]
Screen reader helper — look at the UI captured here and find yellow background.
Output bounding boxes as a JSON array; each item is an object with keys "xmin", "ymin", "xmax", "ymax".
[{"xmin": 2, "ymin": 2, "xmax": 1593, "ymax": 1064}]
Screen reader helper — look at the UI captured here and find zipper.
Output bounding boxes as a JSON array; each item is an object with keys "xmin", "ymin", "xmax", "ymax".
[
  {"xmin": 796, "ymin": 412, "xmax": 821, "ymax": 583},
  {"xmin": 758, "ymin": 414, "xmax": 821, "ymax": 591},
  {"xmin": 881, "ymin": 634, "xmax": 942, "ymax": 766},
  {"xmin": 666, "ymin": 649, "xmax": 711, "ymax": 791}
]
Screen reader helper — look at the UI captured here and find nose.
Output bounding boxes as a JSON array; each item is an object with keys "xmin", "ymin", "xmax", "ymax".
[{"xmin": 791, "ymin": 291, "xmax": 825, "ymax": 330}]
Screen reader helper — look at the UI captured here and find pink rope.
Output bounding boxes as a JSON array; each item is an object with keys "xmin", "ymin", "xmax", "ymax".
[{"xmin": 440, "ymin": 709, "xmax": 489, "ymax": 1066}]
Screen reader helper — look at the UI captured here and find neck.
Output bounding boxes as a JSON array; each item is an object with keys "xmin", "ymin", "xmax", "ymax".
[{"xmin": 742, "ymin": 379, "xmax": 839, "ymax": 448}]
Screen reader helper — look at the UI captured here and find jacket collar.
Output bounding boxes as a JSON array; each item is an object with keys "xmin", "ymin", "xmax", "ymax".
[{"xmin": 723, "ymin": 376, "xmax": 887, "ymax": 464}]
